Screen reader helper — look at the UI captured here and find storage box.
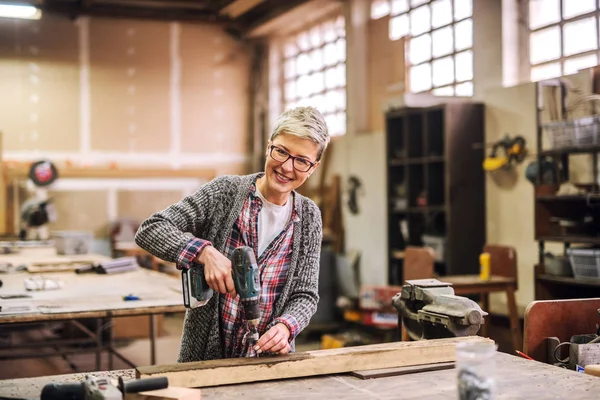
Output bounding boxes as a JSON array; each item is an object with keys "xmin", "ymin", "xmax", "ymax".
[
  {"xmin": 567, "ymin": 248, "xmax": 600, "ymax": 280},
  {"xmin": 51, "ymin": 231, "xmax": 94, "ymax": 255},
  {"xmin": 358, "ymin": 285, "xmax": 403, "ymax": 311}
]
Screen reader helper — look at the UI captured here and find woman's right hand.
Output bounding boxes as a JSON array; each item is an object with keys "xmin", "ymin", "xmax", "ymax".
[{"xmin": 197, "ymin": 246, "xmax": 237, "ymax": 297}]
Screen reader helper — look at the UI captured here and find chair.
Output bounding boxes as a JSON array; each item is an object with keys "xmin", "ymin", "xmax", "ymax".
[{"xmin": 523, "ymin": 298, "xmax": 600, "ymax": 363}]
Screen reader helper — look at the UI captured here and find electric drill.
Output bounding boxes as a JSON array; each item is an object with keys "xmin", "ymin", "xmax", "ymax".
[{"xmin": 182, "ymin": 245, "xmax": 261, "ymax": 344}]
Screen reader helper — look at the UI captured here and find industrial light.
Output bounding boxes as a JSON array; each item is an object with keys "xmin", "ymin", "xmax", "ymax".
[{"xmin": 0, "ymin": 3, "xmax": 42, "ymax": 20}]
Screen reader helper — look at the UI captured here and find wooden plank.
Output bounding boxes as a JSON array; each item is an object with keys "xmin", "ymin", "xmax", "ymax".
[
  {"xmin": 136, "ymin": 336, "xmax": 493, "ymax": 388},
  {"xmin": 124, "ymin": 386, "xmax": 201, "ymax": 400},
  {"xmin": 350, "ymin": 361, "xmax": 455, "ymax": 379}
]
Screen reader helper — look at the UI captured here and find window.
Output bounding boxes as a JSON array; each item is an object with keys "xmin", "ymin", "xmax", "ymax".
[
  {"xmin": 528, "ymin": 0, "xmax": 600, "ymax": 81},
  {"xmin": 280, "ymin": 15, "xmax": 347, "ymax": 137},
  {"xmin": 371, "ymin": 0, "xmax": 474, "ymax": 97}
]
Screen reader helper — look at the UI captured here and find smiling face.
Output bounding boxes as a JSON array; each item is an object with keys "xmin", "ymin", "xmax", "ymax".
[{"xmin": 258, "ymin": 133, "xmax": 320, "ymax": 206}]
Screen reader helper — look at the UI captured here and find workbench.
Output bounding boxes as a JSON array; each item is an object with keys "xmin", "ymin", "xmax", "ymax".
[
  {"xmin": 0, "ymin": 253, "xmax": 185, "ymax": 370},
  {"xmin": 0, "ymin": 352, "xmax": 597, "ymax": 399}
]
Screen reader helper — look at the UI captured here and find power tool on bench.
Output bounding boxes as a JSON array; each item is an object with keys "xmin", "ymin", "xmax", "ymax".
[
  {"xmin": 40, "ymin": 375, "xmax": 168, "ymax": 400},
  {"xmin": 182, "ymin": 245, "xmax": 261, "ymax": 345},
  {"xmin": 392, "ymin": 279, "xmax": 488, "ymax": 341}
]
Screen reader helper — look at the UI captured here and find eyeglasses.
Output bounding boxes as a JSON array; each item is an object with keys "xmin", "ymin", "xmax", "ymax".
[{"xmin": 269, "ymin": 145, "xmax": 316, "ymax": 172}]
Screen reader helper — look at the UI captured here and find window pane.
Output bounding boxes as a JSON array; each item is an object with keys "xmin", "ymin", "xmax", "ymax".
[
  {"xmin": 336, "ymin": 38, "xmax": 346, "ymax": 63},
  {"xmin": 310, "ymin": 26, "xmax": 322, "ymax": 48},
  {"xmin": 433, "ymin": 86, "xmax": 454, "ymax": 96},
  {"xmin": 297, "ymin": 75, "xmax": 310, "ymax": 98},
  {"xmin": 390, "ymin": 13, "xmax": 410, "ymax": 40},
  {"xmin": 454, "ymin": 18, "xmax": 473, "ymax": 51},
  {"xmin": 563, "ymin": 17, "xmax": 597, "ymax": 56},
  {"xmin": 323, "ymin": 92, "xmax": 336, "ymax": 113},
  {"xmin": 297, "ymin": 32, "xmax": 310, "ymax": 51},
  {"xmin": 432, "ymin": 56, "xmax": 455, "ymax": 87},
  {"xmin": 335, "ymin": 111, "xmax": 346, "ymax": 136},
  {"xmin": 529, "ymin": 26, "xmax": 561, "ymax": 64},
  {"xmin": 371, "ymin": 0, "xmax": 391, "ymax": 19},
  {"xmin": 564, "ymin": 54, "xmax": 599, "ymax": 75},
  {"xmin": 529, "ymin": 0, "xmax": 560, "ymax": 30},
  {"xmin": 336, "ymin": 64, "xmax": 346, "ymax": 87},
  {"xmin": 335, "ymin": 15, "xmax": 345, "ymax": 37},
  {"xmin": 312, "ymin": 71, "xmax": 325, "ymax": 94},
  {"xmin": 325, "ymin": 67, "xmax": 337, "ymax": 90},
  {"xmin": 297, "ymin": 53, "xmax": 311, "ymax": 75},
  {"xmin": 284, "ymin": 41, "xmax": 298, "ymax": 58},
  {"xmin": 332, "ymin": 88, "xmax": 346, "ymax": 111},
  {"xmin": 323, "ymin": 21, "xmax": 337, "ymax": 42},
  {"xmin": 410, "ymin": 34, "xmax": 432, "ymax": 64},
  {"xmin": 563, "ymin": 0, "xmax": 595, "ymax": 19},
  {"xmin": 411, "ymin": 0, "xmax": 429, "ymax": 6},
  {"xmin": 410, "ymin": 63, "xmax": 432, "ymax": 92},
  {"xmin": 455, "ymin": 81, "xmax": 473, "ymax": 96},
  {"xmin": 284, "ymin": 59, "xmax": 296, "ymax": 79},
  {"xmin": 410, "ymin": 5, "xmax": 431, "ymax": 36},
  {"xmin": 324, "ymin": 42, "xmax": 337, "ymax": 66},
  {"xmin": 391, "ymin": 0, "xmax": 409, "ymax": 15},
  {"xmin": 531, "ymin": 62, "xmax": 562, "ymax": 81},
  {"xmin": 432, "ymin": 0, "xmax": 452, "ymax": 28},
  {"xmin": 312, "ymin": 94, "xmax": 324, "ymax": 113},
  {"xmin": 455, "ymin": 50, "xmax": 473, "ymax": 81},
  {"xmin": 284, "ymin": 81, "xmax": 296, "ymax": 101},
  {"xmin": 454, "ymin": 0, "xmax": 472, "ymax": 21},
  {"xmin": 309, "ymin": 48, "xmax": 323, "ymax": 71},
  {"xmin": 432, "ymin": 26, "xmax": 453, "ymax": 57}
]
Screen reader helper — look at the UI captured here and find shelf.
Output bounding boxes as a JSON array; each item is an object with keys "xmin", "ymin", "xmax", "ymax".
[
  {"xmin": 536, "ymin": 194, "xmax": 600, "ymax": 203},
  {"xmin": 539, "ymin": 145, "xmax": 600, "ymax": 156},
  {"xmin": 389, "ymin": 156, "xmax": 445, "ymax": 166},
  {"xmin": 536, "ymin": 235, "xmax": 600, "ymax": 244},
  {"xmin": 536, "ymin": 274, "xmax": 600, "ymax": 288},
  {"xmin": 391, "ymin": 206, "xmax": 446, "ymax": 214}
]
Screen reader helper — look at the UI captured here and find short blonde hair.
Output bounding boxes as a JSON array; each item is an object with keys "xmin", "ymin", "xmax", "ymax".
[{"xmin": 270, "ymin": 106, "xmax": 330, "ymax": 161}]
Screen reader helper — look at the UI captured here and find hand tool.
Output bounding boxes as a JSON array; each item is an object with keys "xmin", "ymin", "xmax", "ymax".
[
  {"xmin": 392, "ymin": 279, "xmax": 488, "ymax": 340},
  {"xmin": 40, "ymin": 375, "xmax": 168, "ymax": 400},
  {"xmin": 182, "ymin": 246, "xmax": 261, "ymax": 345}
]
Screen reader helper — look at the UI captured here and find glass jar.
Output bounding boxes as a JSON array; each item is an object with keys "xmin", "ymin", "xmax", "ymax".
[{"xmin": 456, "ymin": 341, "xmax": 498, "ymax": 400}]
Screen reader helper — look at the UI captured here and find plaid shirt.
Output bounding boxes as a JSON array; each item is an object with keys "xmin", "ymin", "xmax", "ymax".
[{"xmin": 177, "ymin": 181, "xmax": 300, "ymax": 358}]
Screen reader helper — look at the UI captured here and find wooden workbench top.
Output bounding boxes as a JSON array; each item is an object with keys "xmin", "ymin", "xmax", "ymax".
[
  {"xmin": 0, "ymin": 259, "xmax": 185, "ymax": 323},
  {"xmin": 0, "ymin": 352, "xmax": 597, "ymax": 399}
]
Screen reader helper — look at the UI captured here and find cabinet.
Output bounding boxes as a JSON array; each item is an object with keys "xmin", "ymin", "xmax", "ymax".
[
  {"xmin": 533, "ymin": 80, "xmax": 600, "ymax": 300},
  {"xmin": 385, "ymin": 103, "xmax": 486, "ymax": 285}
]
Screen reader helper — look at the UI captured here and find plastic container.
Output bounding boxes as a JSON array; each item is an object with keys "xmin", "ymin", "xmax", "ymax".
[
  {"xmin": 456, "ymin": 341, "xmax": 498, "ymax": 400},
  {"xmin": 479, "ymin": 252, "xmax": 491, "ymax": 281},
  {"xmin": 566, "ymin": 248, "xmax": 600, "ymax": 280}
]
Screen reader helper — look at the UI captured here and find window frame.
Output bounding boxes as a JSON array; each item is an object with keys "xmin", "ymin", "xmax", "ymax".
[
  {"xmin": 277, "ymin": 12, "xmax": 347, "ymax": 137},
  {"xmin": 372, "ymin": 0, "xmax": 474, "ymax": 97},
  {"xmin": 527, "ymin": 0, "xmax": 600, "ymax": 81}
]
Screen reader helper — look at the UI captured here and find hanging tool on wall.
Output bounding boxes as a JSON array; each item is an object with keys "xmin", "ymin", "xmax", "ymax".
[{"xmin": 475, "ymin": 134, "xmax": 529, "ymax": 172}]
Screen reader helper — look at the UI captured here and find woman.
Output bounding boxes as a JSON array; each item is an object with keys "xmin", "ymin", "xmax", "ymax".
[{"xmin": 134, "ymin": 106, "xmax": 330, "ymax": 361}]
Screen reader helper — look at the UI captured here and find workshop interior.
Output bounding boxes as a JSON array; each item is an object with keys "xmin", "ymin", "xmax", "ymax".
[{"xmin": 1, "ymin": 0, "xmax": 600, "ymax": 398}]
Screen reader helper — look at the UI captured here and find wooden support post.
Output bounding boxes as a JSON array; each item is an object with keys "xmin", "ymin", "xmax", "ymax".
[{"xmin": 136, "ymin": 336, "xmax": 493, "ymax": 388}]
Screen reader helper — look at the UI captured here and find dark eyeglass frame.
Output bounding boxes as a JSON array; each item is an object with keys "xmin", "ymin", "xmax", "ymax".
[{"xmin": 269, "ymin": 145, "xmax": 316, "ymax": 172}]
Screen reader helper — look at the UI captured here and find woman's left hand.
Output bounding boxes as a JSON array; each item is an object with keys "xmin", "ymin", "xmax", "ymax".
[{"xmin": 254, "ymin": 323, "xmax": 291, "ymax": 355}]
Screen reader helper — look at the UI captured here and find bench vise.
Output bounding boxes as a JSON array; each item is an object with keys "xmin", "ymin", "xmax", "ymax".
[{"xmin": 392, "ymin": 279, "xmax": 488, "ymax": 341}]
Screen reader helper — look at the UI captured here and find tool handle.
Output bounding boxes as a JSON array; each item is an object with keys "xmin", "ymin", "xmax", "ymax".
[
  {"xmin": 119, "ymin": 376, "xmax": 168, "ymax": 393},
  {"xmin": 40, "ymin": 383, "xmax": 84, "ymax": 400}
]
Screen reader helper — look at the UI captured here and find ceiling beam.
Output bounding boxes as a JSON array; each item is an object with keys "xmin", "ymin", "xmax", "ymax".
[
  {"xmin": 39, "ymin": 1, "xmax": 230, "ymax": 23},
  {"xmin": 236, "ymin": 0, "xmax": 311, "ymax": 37},
  {"xmin": 219, "ymin": 0, "xmax": 264, "ymax": 19}
]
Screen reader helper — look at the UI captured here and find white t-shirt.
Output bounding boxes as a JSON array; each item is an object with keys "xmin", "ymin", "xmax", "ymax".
[{"xmin": 255, "ymin": 186, "xmax": 293, "ymax": 257}]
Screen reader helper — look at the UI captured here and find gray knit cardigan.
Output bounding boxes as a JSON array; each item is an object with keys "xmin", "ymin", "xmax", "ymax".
[{"xmin": 134, "ymin": 172, "xmax": 322, "ymax": 362}]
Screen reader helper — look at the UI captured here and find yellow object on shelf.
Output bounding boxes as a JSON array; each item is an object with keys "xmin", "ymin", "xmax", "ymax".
[{"xmin": 479, "ymin": 252, "xmax": 491, "ymax": 281}]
